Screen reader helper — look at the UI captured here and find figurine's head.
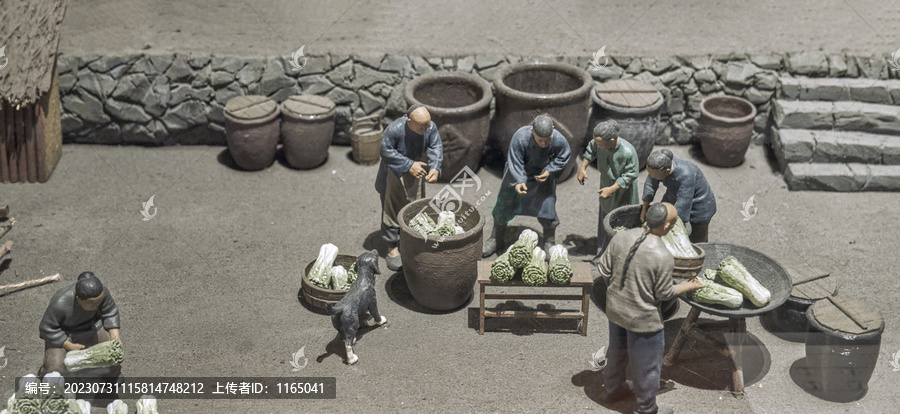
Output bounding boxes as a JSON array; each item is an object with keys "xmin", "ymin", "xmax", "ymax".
[
  {"xmin": 646, "ymin": 149, "xmax": 675, "ymax": 180},
  {"xmin": 592, "ymin": 120, "xmax": 619, "ymax": 150},
  {"xmin": 75, "ymin": 272, "xmax": 104, "ymax": 311},
  {"xmin": 358, "ymin": 250, "xmax": 381, "ymax": 276},
  {"xmin": 647, "ymin": 202, "xmax": 678, "ymax": 237},
  {"xmin": 406, "ymin": 105, "xmax": 431, "ymax": 135},
  {"xmin": 531, "ymin": 115, "xmax": 554, "ymax": 148}
]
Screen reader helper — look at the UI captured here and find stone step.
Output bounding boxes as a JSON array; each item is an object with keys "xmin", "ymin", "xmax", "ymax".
[
  {"xmin": 779, "ymin": 76, "xmax": 900, "ymax": 105},
  {"xmin": 784, "ymin": 163, "xmax": 900, "ymax": 191},
  {"xmin": 772, "ymin": 99, "xmax": 900, "ymax": 134},
  {"xmin": 772, "ymin": 128, "xmax": 900, "ymax": 169}
]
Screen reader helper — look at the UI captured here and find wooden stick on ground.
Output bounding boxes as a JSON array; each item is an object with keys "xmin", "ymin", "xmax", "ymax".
[
  {"xmin": 0, "ymin": 273, "xmax": 60, "ymax": 296},
  {"xmin": 0, "ymin": 240, "xmax": 12, "ymax": 260},
  {"xmin": 0, "ymin": 218, "xmax": 15, "ymax": 239}
]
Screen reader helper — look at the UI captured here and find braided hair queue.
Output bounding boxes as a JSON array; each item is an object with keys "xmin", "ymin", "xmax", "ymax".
[{"xmin": 619, "ymin": 204, "xmax": 669, "ymax": 288}]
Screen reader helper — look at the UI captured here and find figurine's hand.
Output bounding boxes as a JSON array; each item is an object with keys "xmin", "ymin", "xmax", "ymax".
[
  {"xmin": 514, "ymin": 183, "xmax": 528, "ymax": 195},
  {"xmin": 409, "ymin": 161, "xmax": 427, "ymax": 178},
  {"xmin": 63, "ymin": 340, "xmax": 85, "ymax": 351},
  {"xmin": 534, "ymin": 169, "xmax": 550, "ymax": 183},
  {"xmin": 424, "ymin": 169, "xmax": 439, "ymax": 183},
  {"xmin": 577, "ymin": 169, "xmax": 587, "ymax": 185},
  {"xmin": 640, "ymin": 204, "xmax": 648, "ymax": 222},
  {"xmin": 598, "ymin": 186, "xmax": 616, "ymax": 199},
  {"xmin": 108, "ymin": 328, "xmax": 122, "ymax": 343}
]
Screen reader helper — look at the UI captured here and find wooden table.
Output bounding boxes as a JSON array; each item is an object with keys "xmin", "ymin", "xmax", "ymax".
[{"xmin": 477, "ymin": 260, "xmax": 593, "ymax": 336}]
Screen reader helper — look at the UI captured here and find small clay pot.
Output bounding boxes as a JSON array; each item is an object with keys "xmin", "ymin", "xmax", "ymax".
[
  {"xmin": 698, "ymin": 96, "xmax": 756, "ymax": 168},
  {"xmin": 225, "ymin": 95, "xmax": 281, "ymax": 171}
]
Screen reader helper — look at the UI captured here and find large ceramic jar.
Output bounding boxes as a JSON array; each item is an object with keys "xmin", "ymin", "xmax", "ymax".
[
  {"xmin": 404, "ymin": 72, "xmax": 492, "ymax": 182},
  {"xmin": 225, "ymin": 95, "xmax": 281, "ymax": 171},
  {"xmin": 493, "ymin": 62, "xmax": 592, "ymax": 181},
  {"xmin": 397, "ymin": 198, "xmax": 485, "ymax": 311},
  {"xmin": 281, "ymin": 95, "xmax": 336, "ymax": 169}
]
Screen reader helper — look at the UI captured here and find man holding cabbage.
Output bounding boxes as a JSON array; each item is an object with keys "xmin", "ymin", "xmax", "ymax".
[{"xmin": 38, "ymin": 272, "xmax": 122, "ymax": 377}]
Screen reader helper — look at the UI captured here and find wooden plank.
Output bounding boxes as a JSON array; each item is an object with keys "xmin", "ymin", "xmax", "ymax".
[
  {"xmin": 786, "ymin": 265, "xmax": 830, "ymax": 285},
  {"xmin": 38, "ymin": 68, "xmax": 63, "ymax": 183},
  {"xmin": 812, "ymin": 298, "xmax": 882, "ymax": 335},
  {"xmin": 35, "ymin": 104, "xmax": 47, "ymax": 182},
  {"xmin": 0, "ymin": 101, "xmax": 8, "ymax": 183},
  {"xmin": 483, "ymin": 310, "xmax": 584, "ymax": 319},
  {"xmin": 25, "ymin": 104, "xmax": 36, "ymax": 183},
  {"xmin": 7, "ymin": 104, "xmax": 18, "ymax": 183},
  {"xmin": 15, "ymin": 106, "xmax": 27, "ymax": 182},
  {"xmin": 826, "ymin": 296, "xmax": 869, "ymax": 331},
  {"xmin": 483, "ymin": 293, "xmax": 583, "ymax": 301}
]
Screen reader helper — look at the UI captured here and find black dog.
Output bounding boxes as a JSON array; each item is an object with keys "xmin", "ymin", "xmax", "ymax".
[{"xmin": 326, "ymin": 250, "xmax": 388, "ymax": 364}]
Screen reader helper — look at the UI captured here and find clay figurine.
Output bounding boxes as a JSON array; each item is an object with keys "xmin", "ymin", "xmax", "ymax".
[
  {"xmin": 38, "ymin": 272, "xmax": 122, "ymax": 377},
  {"xmin": 595, "ymin": 203, "xmax": 702, "ymax": 414},
  {"xmin": 374, "ymin": 105, "xmax": 443, "ymax": 271},
  {"xmin": 641, "ymin": 149, "xmax": 717, "ymax": 243},
  {"xmin": 576, "ymin": 120, "xmax": 640, "ymax": 265},
  {"xmin": 327, "ymin": 251, "xmax": 388, "ymax": 365},
  {"xmin": 483, "ymin": 115, "xmax": 571, "ymax": 257}
]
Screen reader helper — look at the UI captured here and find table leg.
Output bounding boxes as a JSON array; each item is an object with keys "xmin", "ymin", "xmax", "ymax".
[
  {"xmin": 725, "ymin": 317, "xmax": 746, "ymax": 395},
  {"xmin": 479, "ymin": 282, "xmax": 486, "ymax": 335},
  {"xmin": 581, "ymin": 286, "xmax": 590, "ymax": 336},
  {"xmin": 663, "ymin": 306, "xmax": 701, "ymax": 366}
]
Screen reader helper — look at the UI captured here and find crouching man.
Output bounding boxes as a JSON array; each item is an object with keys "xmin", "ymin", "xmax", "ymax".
[{"xmin": 39, "ymin": 272, "xmax": 122, "ymax": 377}]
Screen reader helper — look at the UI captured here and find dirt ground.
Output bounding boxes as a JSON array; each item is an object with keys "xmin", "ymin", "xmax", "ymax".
[
  {"xmin": 1, "ymin": 143, "xmax": 899, "ymax": 413},
  {"xmin": 59, "ymin": 0, "xmax": 899, "ymax": 57}
]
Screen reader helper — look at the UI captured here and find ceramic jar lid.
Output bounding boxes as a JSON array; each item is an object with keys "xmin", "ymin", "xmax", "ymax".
[
  {"xmin": 225, "ymin": 95, "xmax": 278, "ymax": 121},
  {"xmin": 809, "ymin": 297, "xmax": 883, "ymax": 335},
  {"xmin": 596, "ymin": 79, "xmax": 662, "ymax": 108},
  {"xmin": 281, "ymin": 95, "xmax": 336, "ymax": 120}
]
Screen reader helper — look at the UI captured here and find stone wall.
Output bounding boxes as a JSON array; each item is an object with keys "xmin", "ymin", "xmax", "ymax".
[{"xmin": 57, "ymin": 52, "xmax": 898, "ymax": 146}]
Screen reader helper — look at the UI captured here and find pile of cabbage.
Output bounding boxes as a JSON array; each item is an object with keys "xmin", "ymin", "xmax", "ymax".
[
  {"xmin": 307, "ymin": 244, "xmax": 358, "ymax": 291},
  {"xmin": 409, "ymin": 211, "xmax": 464, "ymax": 237},
  {"xmin": 690, "ymin": 256, "xmax": 772, "ymax": 308},
  {"xmin": 489, "ymin": 230, "xmax": 572, "ymax": 286}
]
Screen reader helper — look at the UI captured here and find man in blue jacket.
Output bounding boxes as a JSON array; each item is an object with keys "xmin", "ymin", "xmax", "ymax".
[
  {"xmin": 483, "ymin": 115, "xmax": 571, "ymax": 257},
  {"xmin": 375, "ymin": 105, "xmax": 443, "ymax": 271},
  {"xmin": 641, "ymin": 149, "xmax": 717, "ymax": 243}
]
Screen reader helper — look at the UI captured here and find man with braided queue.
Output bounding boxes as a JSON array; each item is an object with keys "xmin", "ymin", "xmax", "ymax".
[{"xmin": 596, "ymin": 202, "xmax": 702, "ymax": 414}]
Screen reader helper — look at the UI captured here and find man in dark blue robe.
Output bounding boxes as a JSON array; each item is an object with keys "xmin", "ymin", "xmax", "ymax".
[
  {"xmin": 483, "ymin": 115, "xmax": 571, "ymax": 257},
  {"xmin": 374, "ymin": 106, "xmax": 443, "ymax": 271}
]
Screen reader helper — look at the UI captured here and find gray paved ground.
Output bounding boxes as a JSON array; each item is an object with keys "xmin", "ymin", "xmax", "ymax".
[
  {"xmin": 60, "ymin": 0, "xmax": 898, "ymax": 57},
  {"xmin": 1, "ymin": 143, "xmax": 899, "ymax": 413}
]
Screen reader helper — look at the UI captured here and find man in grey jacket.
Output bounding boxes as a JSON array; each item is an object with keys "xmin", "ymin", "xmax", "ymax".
[
  {"xmin": 597, "ymin": 203, "xmax": 702, "ymax": 414},
  {"xmin": 39, "ymin": 272, "xmax": 121, "ymax": 376},
  {"xmin": 374, "ymin": 105, "xmax": 443, "ymax": 271}
]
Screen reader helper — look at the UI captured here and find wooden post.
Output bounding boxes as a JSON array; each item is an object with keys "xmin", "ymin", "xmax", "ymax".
[
  {"xmin": 25, "ymin": 104, "xmax": 37, "ymax": 183},
  {"xmin": 15, "ymin": 106, "xmax": 27, "ymax": 182},
  {"xmin": 663, "ymin": 307, "xmax": 701, "ymax": 366},
  {"xmin": 0, "ymin": 101, "xmax": 8, "ymax": 182},
  {"xmin": 6, "ymin": 104, "xmax": 16, "ymax": 183}
]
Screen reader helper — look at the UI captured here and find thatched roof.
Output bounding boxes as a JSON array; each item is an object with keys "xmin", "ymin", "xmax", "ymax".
[{"xmin": 0, "ymin": 0, "xmax": 67, "ymax": 106}]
